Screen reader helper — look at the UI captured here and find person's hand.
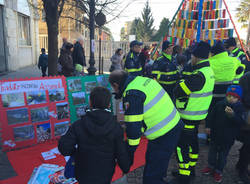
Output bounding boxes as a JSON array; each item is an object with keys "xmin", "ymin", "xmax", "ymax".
[
  {"xmin": 205, "ymin": 128, "xmax": 211, "ymax": 135},
  {"xmin": 225, "ymin": 106, "xmax": 234, "ymax": 116}
]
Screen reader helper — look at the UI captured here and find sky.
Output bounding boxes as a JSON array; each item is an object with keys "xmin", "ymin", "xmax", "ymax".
[{"xmin": 106, "ymin": 0, "xmax": 247, "ymax": 41}]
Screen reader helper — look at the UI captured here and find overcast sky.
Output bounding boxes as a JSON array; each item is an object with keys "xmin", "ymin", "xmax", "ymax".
[{"xmin": 106, "ymin": 0, "xmax": 246, "ymax": 41}]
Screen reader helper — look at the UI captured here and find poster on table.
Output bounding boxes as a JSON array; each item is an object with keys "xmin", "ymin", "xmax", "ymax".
[
  {"xmin": 66, "ymin": 74, "xmax": 113, "ymax": 123},
  {"xmin": 0, "ymin": 77, "xmax": 71, "ymax": 151}
]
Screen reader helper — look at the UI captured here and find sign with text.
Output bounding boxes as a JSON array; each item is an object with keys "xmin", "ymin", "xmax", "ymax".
[{"xmin": 0, "ymin": 77, "xmax": 70, "ymax": 151}]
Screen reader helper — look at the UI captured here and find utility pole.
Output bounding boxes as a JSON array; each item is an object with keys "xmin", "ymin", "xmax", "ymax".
[{"xmin": 87, "ymin": 0, "xmax": 97, "ymax": 75}]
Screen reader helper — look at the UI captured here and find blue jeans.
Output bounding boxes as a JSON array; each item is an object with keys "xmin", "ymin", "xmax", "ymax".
[
  {"xmin": 208, "ymin": 144, "xmax": 232, "ymax": 173},
  {"xmin": 143, "ymin": 120, "xmax": 184, "ymax": 184}
]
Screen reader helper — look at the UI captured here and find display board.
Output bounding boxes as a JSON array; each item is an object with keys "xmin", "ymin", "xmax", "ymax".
[
  {"xmin": 166, "ymin": 0, "xmax": 234, "ymax": 47},
  {"xmin": 66, "ymin": 74, "xmax": 112, "ymax": 123},
  {"xmin": 0, "ymin": 77, "xmax": 70, "ymax": 151}
]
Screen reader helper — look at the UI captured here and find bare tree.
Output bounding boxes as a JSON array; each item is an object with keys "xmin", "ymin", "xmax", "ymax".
[
  {"xmin": 31, "ymin": 0, "xmax": 136, "ymax": 75},
  {"xmin": 41, "ymin": 0, "xmax": 65, "ymax": 76}
]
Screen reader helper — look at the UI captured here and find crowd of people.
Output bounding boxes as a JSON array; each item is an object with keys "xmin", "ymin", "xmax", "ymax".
[
  {"xmin": 38, "ymin": 37, "xmax": 86, "ymax": 77},
  {"xmin": 58, "ymin": 37, "xmax": 250, "ymax": 184}
]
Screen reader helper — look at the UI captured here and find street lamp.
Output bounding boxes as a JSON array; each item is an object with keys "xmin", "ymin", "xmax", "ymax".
[{"xmin": 87, "ymin": 0, "xmax": 97, "ymax": 75}]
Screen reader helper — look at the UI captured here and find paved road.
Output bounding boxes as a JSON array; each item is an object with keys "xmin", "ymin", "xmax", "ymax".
[{"xmin": 126, "ymin": 141, "xmax": 243, "ymax": 184}]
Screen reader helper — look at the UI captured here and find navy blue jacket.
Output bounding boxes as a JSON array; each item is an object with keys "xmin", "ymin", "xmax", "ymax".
[
  {"xmin": 230, "ymin": 48, "xmax": 250, "ymax": 73},
  {"xmin": 38, "ymin": 53, "xmax": 48, "ymax": 68},
  {"xmin": 58, "ymin": 109, "xmax": 130, "ymax": 184},
  {"xmin": 151, "ymin": 53, "xmax": 179, "ymax": 99},
  {"xmin": 124, "ymin": 51, "xmax": 143, "ymax": 76},
  {"xmin": 206, "ymin": 99, "xmax": 246, "ymax": 148}
]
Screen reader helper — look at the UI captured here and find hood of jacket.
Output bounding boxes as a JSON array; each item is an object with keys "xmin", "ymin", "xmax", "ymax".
[{"xmin": 84, "ymin": 109, "xmax": 116, "ymax": 136}]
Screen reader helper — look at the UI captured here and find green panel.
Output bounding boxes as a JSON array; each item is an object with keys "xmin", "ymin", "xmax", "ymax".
[{"xmin": 66, "ymin": 74, "xmax": 113, "ymax": 123}]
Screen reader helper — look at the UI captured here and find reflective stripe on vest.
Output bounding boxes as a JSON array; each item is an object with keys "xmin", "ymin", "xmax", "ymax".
[
  {"xmin": 144, "ymin": 89, "xmax": 165, "ymax": 113},
  {"xmin": 213, "ymin": 94, "xmax": 226, "ymax": 98},
  {"xmin": 125, "ymin": 67, "xmax": 142, "ymax": 73},
  {"xmin": 190, "ymin": 92, "xmax": 213, "ymax": 98},
  {"xmin": 215, "ymin": 81, "xmax": 233, "ymax": 85},
  {"xmin": 124, "ymin": 76, "xmax": 180, "ymax": 140},
  {"xmin": 176, "ymin": 60, "xmax": 215, "ymax": 120},
  {"xmin": 144, "ymin": 108, "xmax": 177, "ymax": 136},
  {"xmin": 179, "ymin": 110, "xmax": 208, "ymax": 116}
]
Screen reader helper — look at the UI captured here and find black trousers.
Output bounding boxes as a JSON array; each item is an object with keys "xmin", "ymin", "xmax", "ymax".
[
  {"xmin": 41, "ymin": 67, "xmax": 47, "ymax": 77},
  {"xmin": 176, "ymin": 119, "xmax": 200, "ymax": 180}
]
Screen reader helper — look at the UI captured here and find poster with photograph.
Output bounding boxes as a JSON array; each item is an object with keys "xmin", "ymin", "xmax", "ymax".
[
  {"xmin": 76, "ymin": 105, "xmax": 88, "ymax": 118},
  {"xmin": 7, "ymin": 108, "xmax": 29, "ymax": 125},
  {"xmin": 85, "ymin": 81, "xmax": 97, "ymax": 94},
  {"xmin": 13, "ymin": 125, "xmax": 35, "ymax": 142},
  {"xmin": 66, "ymin": 75, "xmax": 112, "ymax": 123},
  {"xmin": 31, "ymin": 107, "xmax": 50, "ymax": 123},
  {"xmin": 26, "ymin": 91, "xmax": 47, "ymax": 105},
  {"xmin": 68, "ymin": 79, "xmax": 82, "ymax": 92},
  {"xmin": 49, "ymin": 89, "xmax": 65, "ymax": 102},
  {"xmin": 36, "ymin": 123, "xmax": 51, "ymax": 142},
  {"xmin": 54, "ymin": 121, "xmax": 70, "ymax": 137},
  {"xmin": 96, "ymin": 75, "xmax": 109, "ymax": 88},
  {"xmin": 2, "ymin": 93, "xmax": 25, "ymax": 107},
  {"xmin": 0, "ymin": 76, "xmax": 69, "ymax": 151},
  {"xmin": 72, "ymin": 92, "xmax": 85, "ymax": 105},
  {"xmin": 56, "ymin": 102, "xmax": 69, "ymax": 120}
]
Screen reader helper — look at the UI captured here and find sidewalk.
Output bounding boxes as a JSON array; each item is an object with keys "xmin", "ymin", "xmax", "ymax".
[
  {"xmin": 127, "ymin": 141, "xmax": 243, "ymax": 184},
  {"xmin": 0, "ymin": 65, "xmax": 41, "ymax": 80}
]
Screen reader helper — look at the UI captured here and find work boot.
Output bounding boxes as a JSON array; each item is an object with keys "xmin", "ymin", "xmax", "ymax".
[
  {"xmin": 190, "ymin": 166, "xmax": 196, "ymax": 178},
  {"xmin": 172, "ymin": 169, "xmax": 195, "ymax": 179},
  {"xmin": 168, "ymin": 175, "xmax": 191, "ymax": 184},
  {"xmin": 171, "ymin": 170, "xmax": 179, "ymax": 178}
]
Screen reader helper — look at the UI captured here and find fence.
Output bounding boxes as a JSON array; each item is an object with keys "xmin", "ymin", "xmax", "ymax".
[{"xmin": 39, "ymin": 35, "xmax": 155, "ymax": 60}]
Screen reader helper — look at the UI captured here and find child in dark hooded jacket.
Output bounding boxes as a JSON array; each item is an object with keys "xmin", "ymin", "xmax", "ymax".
[
  {"xmin": 58, "ymin": 87, "xmax": 130, "ymax": 184},
  {"xmin": 202, "ymin": 85, "xmax": 246, "ymax": 183}
]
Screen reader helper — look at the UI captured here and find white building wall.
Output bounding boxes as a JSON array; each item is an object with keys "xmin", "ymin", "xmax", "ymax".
[{"xmin": 3, "ymin": 0, "xmax": 39, "ymax": 71}]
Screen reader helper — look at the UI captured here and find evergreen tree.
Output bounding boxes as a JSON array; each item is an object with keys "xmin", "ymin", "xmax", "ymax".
[
  {"xmin": 236, "ymin": 0, "xmax": 250, "ymax": 45},
  {"xmin": 120, "ymin": 27, "xmax": 126, "ymax": 41},
  {"xmin": 130, "ymin": 18, "xmax": 142, "ymax": 40},
  {"xmin": 137, "ymin": 1, "xmax": 154, "ymax": 42},
  {"xmin": 152, "ymin": 18, "xmax": 170, "ymax": 41}
]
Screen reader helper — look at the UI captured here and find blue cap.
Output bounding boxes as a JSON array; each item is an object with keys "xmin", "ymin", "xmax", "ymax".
[
  {"xmin": 226, "ymin": 85, "xmax": 243, "ymax": 99},
  {"xmin": 130, "ymin": 40, "xmax": 143, "ymax": 48},
  {"xmin": 162, "ymin": 41, "xmax": 173, "ymax": 51}
]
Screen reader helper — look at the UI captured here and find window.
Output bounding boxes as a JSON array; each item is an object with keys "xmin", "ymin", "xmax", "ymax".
[{"xmin": 18, "ymin": 14, "xmax": 31, "ymax": 46}]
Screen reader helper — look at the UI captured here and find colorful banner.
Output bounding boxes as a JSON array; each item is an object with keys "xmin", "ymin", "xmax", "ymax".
[{"xmin": 167, "ymin": 0, "xmax": 233, "ymax": 48}]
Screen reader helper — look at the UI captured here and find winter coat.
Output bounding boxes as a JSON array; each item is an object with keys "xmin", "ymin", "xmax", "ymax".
[
  {"xmin": 72, "ymin": 42, "xmax": 86, "ymax": 67},
  {"xmin": 239, "ymin": 72, "xmax": 250, "ymax": 143},
  {"xmin": 58, "ymin": 49, "xmax": 74, "ymax": 77},
  {"xmin": 38, "ymin": 53, "xmax": 48, "ymax": 68},
  {"xmin": 139, "ymin": 49, "xmax": 150, "ymax": 75},
  {"xmin": 110, "ymin": 54, "xmax": 122, "ymax": 71},
  {"xmin": 58, "ymin": 109, "xmax": 130, "ymax": 184},
  {"xmin": 206, "ymin": 99, "xmax": 246, "ymax": 148}
]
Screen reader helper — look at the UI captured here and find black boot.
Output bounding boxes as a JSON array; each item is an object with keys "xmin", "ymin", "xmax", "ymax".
[
  {"xmin": 190, "ymin": 166, "xmax": 196, "ymax": 178},
  {"xmin": 169, "ymin": 175, "xmax": 191, "ymax": 184}
]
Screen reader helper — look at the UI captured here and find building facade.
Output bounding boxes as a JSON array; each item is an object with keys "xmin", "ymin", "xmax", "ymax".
[{"xmin": 0, "ymin": 0, "xmax": 40, "ymax": 73}]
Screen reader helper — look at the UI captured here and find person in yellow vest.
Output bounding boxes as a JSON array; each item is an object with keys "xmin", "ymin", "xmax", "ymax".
[
  {"xmin": 109, "ymin": 70, "xmax": 184, "ymax": 184},
  {"xmin": 224, "ymin": 37, "xmax": 250, "ymax": 73},
  {"xmin": 209, "ymin": 41, "xmax": 244, "ymax": 103},
  {"xmin": 170, "ymin": 41, "xmax": 215, "ymax": 184},
  {"xmin": 151, "ymin": 41, "xmax": 179, "ymax": 100},
  {"xmin": 124, "ymin": 40, "xmax": 143, "ymax": 76}
]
